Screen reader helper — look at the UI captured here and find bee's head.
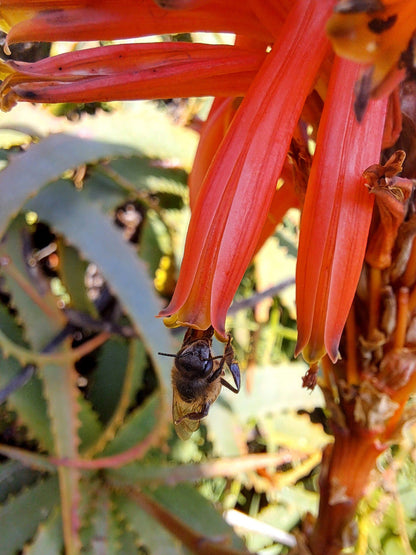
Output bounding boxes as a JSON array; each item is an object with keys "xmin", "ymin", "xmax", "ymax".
[{"xmin": 175, "ymin": 340, "xmax": 213, "ymax": 376}]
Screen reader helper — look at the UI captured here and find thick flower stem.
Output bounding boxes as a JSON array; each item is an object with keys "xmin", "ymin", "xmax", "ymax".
[{"xmin": 308, "ymin": 433, "xmax": 383, "ymax": 555}]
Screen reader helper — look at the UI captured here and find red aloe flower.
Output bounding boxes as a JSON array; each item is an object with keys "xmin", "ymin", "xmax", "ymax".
[
  {"xmin": 0, "ymin": 0, "xmax": 271, "ymax": 48},
  {"xmin": 159, "ymin": 0, "xmax": 336, "ymax": 338},
  {"xmin": 0, "ymin": 43, "xmax": 265, "ymax": 110},
  {"xmin": 188, "ymin": 97, "xmax": 240, "ymax": 210},
  {"xmin": 1, "ymin": 0, "xmax": 410, "ymax": 365},
  {"xmin": 296, "ymin": 56, "xmax": 388, "ymax": 364}
]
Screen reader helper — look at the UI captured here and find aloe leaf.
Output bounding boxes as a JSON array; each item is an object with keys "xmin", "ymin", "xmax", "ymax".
[
  {"xmin": 0, "ymin": 133, "xmax": 135, "ymax": 238},
  {"xmin": 23, "ymin": 507, "xmax": 63, "ymax": 555},
  {"xmin": 87, "ymin": 338, "xmax": 131, "ymax": 424},
  {"xmin": 82, "ymin": 171, "xmax": 127, "ymax": 213},
  {"xmin": 72, "ymin": 101, "xmax": 198, "ymax": 168},
  {"xmin": 81, "ymin": 488, "xmax": 121, "ymax": 555},
  {"xmin": 0, "ymin": 306, "xmax": 53, "ymax": 450},
  {"xmin": 115, "ymin": 527, "xmax": 140, "ymax": 555},
  {"xmin": 139, "ymin": 211, "xmax": 169, "ymax": 276},
  {"xmin": 1, "ymin": 217, "xmax": 83, "ymax": 553},
  {"xmin": 151, "ymin": 484, "xmax": 245, "ymax": 550},
  {"xmin": 78, "ymin": 397, "xmax": 103, "ymax": 452},
  {"xmin": 107, "ymin": 156, "xmax": 188, "ymax": 195},
  {"xmin": 82, "ymin": 338, "xmax": 147, "ymax": 458},
  {"xmin": 0, "ymin": 216, "xmax": 64, "ymax": 348},
  {"xmin": 57, "ymin": 242, "xmax": 98, "ymax": 316},
  {"xmin": 0, "ymin": 361, "xmax": 48, "ymax": 431},
  {"xmin": 38, "ymin": 361, "xmax": 82, "ymax": 554},
  {"xmin": 26, "ymin": 180, "xmax": 173, "ymax": 392},
  {"xmin": 0, "ymin": 460, "xmax": 41, "ymax": 503},
  {"xmin": 116, "ymin": 494, "xmax": 183, "ymax": 555},
  {"xmin": 0, "ymin": 475, "xmax": 59, "ymax": 555},
  {"xmin": 0, "ymin": 446, "xmax": 56, "ymax": 473},
  {"xmin": 101, "ymin": 394, "xmax": 160, "ymax": 456}
]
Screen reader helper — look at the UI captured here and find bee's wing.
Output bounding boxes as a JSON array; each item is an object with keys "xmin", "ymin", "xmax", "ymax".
[{"xmin": 172, "ymin": 388, "xmax": 202, "ymax": 440}]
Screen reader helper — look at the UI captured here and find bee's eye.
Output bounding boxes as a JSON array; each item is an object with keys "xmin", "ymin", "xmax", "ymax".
[{"xmin": 201, "ymin": 357, "xmax": 213, "ymax": 374}]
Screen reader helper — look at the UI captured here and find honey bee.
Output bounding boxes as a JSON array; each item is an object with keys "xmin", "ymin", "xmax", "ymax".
[{"xmin": 159, "ymin": 326, "xmax": 240, "ymax": 440}]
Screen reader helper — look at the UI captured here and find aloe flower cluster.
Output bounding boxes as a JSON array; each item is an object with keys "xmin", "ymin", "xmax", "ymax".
[
  {"xmin": 1, "ymin": 0, "xmax": 416, "ymax": 552},
  {"xmin": 0, "ymin": 0, "xmax": 391, "ymax": 359}
]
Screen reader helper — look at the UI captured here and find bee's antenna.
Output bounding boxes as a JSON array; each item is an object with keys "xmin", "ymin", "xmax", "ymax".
[{"xmin": 158, "ymin": 352, "xmax": 177, "ymax": 358}]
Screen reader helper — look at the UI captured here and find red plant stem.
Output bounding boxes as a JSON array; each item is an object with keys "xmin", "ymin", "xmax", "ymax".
[{"xmin": 309, "ymin": 432, "xmax": 383, "ymax": 555}]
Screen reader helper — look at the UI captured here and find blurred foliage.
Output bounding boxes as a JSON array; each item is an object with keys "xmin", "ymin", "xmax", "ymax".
[{"xmin": 0, "ymin": 75, "xmax": 415, "ymax": 555}]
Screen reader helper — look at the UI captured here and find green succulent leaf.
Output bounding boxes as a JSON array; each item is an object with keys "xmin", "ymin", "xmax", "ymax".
[
  {"xmin": 116, "ymin": 493, "xmax": 183, "ymax": 555},
  {"xmin": 0, "ymin": 475, "xmax": 59, "ymax": 555},
  {"xmin": 25, "ymin": 180, "xmax": 173, "ymax": 393},
  {"xmin": 101, "ymin": 394, "xmax": 160, "ymax": 456},
  {"xmin": 151, "ymin": 483, "xmax": 246, "ymax": 550},
  {"xmin": 0, "ymin": 216, "xmax": 63, "ymax": 349},
  {"xmin": 81, "ymin": 488, "xmax": 121, "ymax": 555},
  {"xmin": 57, "ymin": 242, "xmax": 98, "ymax": 316},
  {"xmin": 0, "ymin": 306, "xmax": 53, "ymax": 450},
  {"xmin": 0, "ymin": 460, "xmax": 42, "ymax": 504},
  {"xmin": 87, "ymin": 338, "xmax": 144, "ymax": 425},
  {"xmin": 23, "ymin": 507, "xmax": 63, "ymax": 555},
  {"xmin": 0, "ymin": 133, "xmax": 136, "ymax": 239}
]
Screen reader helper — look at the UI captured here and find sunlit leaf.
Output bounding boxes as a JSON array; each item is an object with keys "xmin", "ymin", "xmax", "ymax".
[{"xmin": 0, "ymin": 133, "xmax": 136, "ymax": 238}]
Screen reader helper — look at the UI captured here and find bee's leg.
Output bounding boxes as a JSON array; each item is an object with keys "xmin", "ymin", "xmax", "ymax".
[
  {"xmin": 207, "ymin": 365, "xmax": 223, "ymax": 383},
  {"xmin": 223, "ymin": 334, "xmax": 236, "ymax": 366},
  {"xmin": 220, "ymin": 361, "xmax": 240, "ymax": 393},
  {"xmin": 207, "ymin": 350, "xmax": 228, "ymax": 384},
  {"xmin": 220, "ymin": 334, "xmax": 241, "ymax": 393},
  {"xmin": 182, "ymin": 402, "xmax": 210, "ymax": 421}
]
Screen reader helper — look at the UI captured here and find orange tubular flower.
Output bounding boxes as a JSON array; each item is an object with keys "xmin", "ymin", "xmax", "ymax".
[
  {"xmin": 0, "ymin": 43, "xmax": 265, "ymax": 110},
  {"xmin": 0, "ymin": 0, "xmax": 271, "ymax": 48},
  {"xmin": 159, "ymin": 0, "xmax": 336, "ymax": 338},
  {"xmin": 296, "ymin": 56, "xmax": 388, "ymax": 364},
  {"xmin": 1, "ymin": 0, "xmax": 411, "ymax": 364},
  {"xmin": 188, "ymin": 97, "xmax": 240, "ymax": 210}
]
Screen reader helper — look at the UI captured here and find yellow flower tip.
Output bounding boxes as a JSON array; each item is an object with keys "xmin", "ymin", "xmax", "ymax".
[
  {"xmin": 213, "ymin": 329, "xmax": 228, "ymax": 343},
  {"xmin": 161, "ymin": 313, "xmax": 182, "ymax": 328},
  {"xmin": 3, "ymin": 41, "xmax": 11, "ymax": 56},
  {"xmin": 160, "ymin": 312, "xmax": 209, "ymax": 335},
  {"xmin": 299, "ymin": 342, "xmax": 327, "ymax": 367},
  {"xmin": 297, "ymin": 336, "xmax": 341, "ymax": 366}
]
